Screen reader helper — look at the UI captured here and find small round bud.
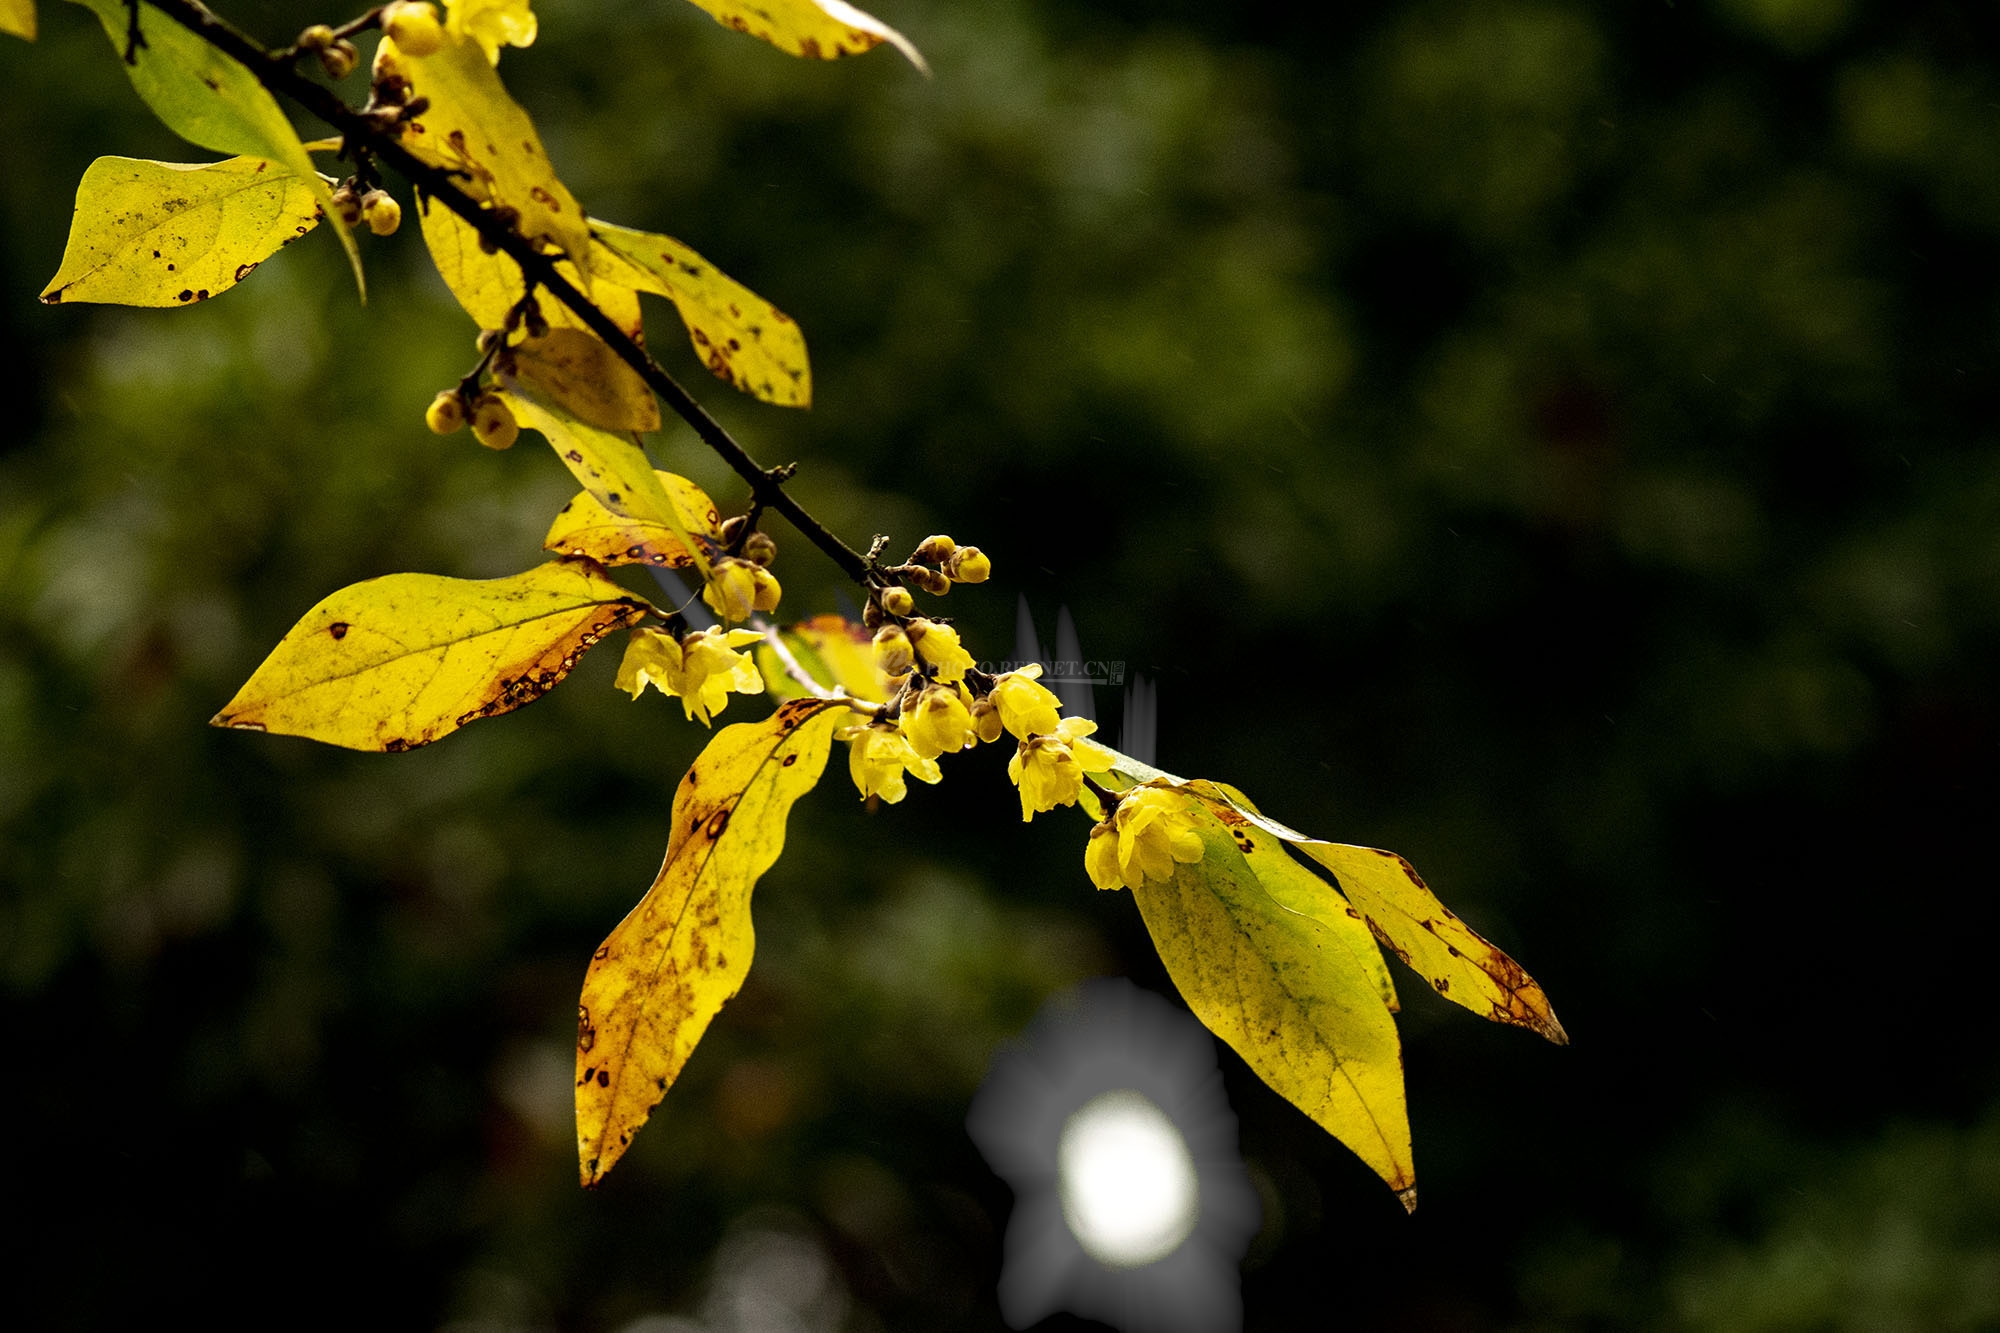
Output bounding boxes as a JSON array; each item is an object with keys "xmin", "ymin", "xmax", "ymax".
[
  {"xmin": 913, "ymin": 534, "xmax": 956, "ymax": 565},
  {"xmin": 909, "ymin": 566, "xmax": 951, "ymax": 597},
  {"xmin": 471, "ymin": 395, "xmax": 518, "ymax": 450},
  {"xmin": 742, "ymin": 531, "xmax": 778, "ymax": 567},
  {"xmin": 873, "ymin": 626, "xmax": 914, "ymax": 676},
  {"xmin": 330, "ymin": 183, "xmax": 363, "ymax": 228},
  {"xmin": 971, "ymin": 696, "xmax": 1004, "ymax": 745},
  {"xmin": 361, "ymin": 189, "xmax": 401, "ymax": 237},
  {"xmin": 425, "ymin": 391, "xmax": 465, "ymax": 435},
  {"xmin": 945, "ymin": 546, "xmax": 990, "ymax": 583},
  {"xmin": 880, "ymin": 586, "xmax": 914, "ymax": 618},
  {"xmin": 319, "ymin": 37, "xmax": 359, "ymax": 80},
  {"xmin": 862, "ymin": 600, "xmax": 885, "ymax": 631},
  {"xmin": 298, "ymin": 24, "xmax": 335, "ymax": 52},
  {"xmin": 382, "ymin": 1, "xmax": 446, "ymax": 58}
]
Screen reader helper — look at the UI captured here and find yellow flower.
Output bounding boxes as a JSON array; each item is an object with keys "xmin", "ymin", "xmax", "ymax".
[
  {"xmin": 445, "ymin": 0, "xmax": 536, "ymax": 62},
  {"xmin": 873, "ymin": 625, "xmax": 914, "ymax": 677},
  {"xmin": 1087, "ymin": 787, "xmax": 1206, "ymax": 890},
  {"xmin": 901, "ymin": 683, "xmax": 975, "ymax": 761},
  {"xmin": 1084, "ymin": 823, "xmax": 1123, "ymax": 891},
  {"xmin": 991, "ymin": 664, "xmax": 1062, "ymax": 740},
  {"xmin": 908, "ymin": 619, "xmax": 974, "ymax": 683},
  {"xmin": 1005, "ymin": 718, "xmax": 1115, "ymax": 821},
  {"xmin": 840, "ymin": 721, "xmax": 942, "ymax": 804},
  {"xmin": 701, "ymin": 558, "xmax": 761, "ymax": 622},
  {"xmin": 615, "ymin": 626, "xmax": 764, "ymax": 727}
]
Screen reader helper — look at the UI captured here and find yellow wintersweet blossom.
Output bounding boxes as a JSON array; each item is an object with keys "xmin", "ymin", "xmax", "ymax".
[
  {"xmin": 908, "ymin": 619, "xmax": 973, "ymax": 683},
  {"xmin": 840, "ymin": 721, "xmax": 941, "ymax": 804},
  {"xmin": 901, "ymin": 682, "xmax": 974, "ymax": 761},
  {"xmin": 1005, "ymin": 716, "xmax": 1118, "ymax": 821},
  {"xmin": 615, "ymin": 625, "xmax": 765, "ymax": 726},
  {"xmin": 701, "ymin": 558, "xmax": 780, "ymax": 622},
  {"xmin": 446, "ymin": 0, "xmax": 537, "ymax": 62},
  {"xmin": 991, "ymin": 664, "xmax": 1062, "ymax": 740},
  {"xmin": 1084, "ymin": 787, "xmax": 1205, "ymax": 891}
]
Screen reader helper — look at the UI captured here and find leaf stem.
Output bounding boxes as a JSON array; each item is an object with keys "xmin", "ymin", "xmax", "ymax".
[{"xmin": 141, "ymin": 0, "xmax": 873, "ymax": 588}]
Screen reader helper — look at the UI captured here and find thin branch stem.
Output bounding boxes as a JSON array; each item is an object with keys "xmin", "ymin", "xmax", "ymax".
[{"xmin": 143, "ymin": 0, "xmax": 872, "ymax": 587}]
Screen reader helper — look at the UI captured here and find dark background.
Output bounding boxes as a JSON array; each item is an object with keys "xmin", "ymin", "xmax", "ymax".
[{"xmin": 5, "ymin": 0, "xmax": 1999, "ymax": 1326}]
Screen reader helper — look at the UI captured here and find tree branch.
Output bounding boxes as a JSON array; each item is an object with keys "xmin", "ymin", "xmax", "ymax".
[{"xmin": 143, "ymin": 0, "xmax": 873, "ymax": 587}]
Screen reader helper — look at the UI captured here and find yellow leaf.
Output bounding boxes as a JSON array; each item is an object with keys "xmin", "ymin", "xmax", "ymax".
[
  {"xmin": 1204, "ymin": 787, "xmax": 1568, "ymax": 1045},
  {"xmin": 1183, "ymin": 781, "xmax": 1400, "ymax": 1014},
  {"xmin": 755, "ymin": 615, "xmax": 898, "ymax": 703},
  {"xmin": 40, "ymin": 155, "xmax": 321, "ymax": 307},
  {"xmin": 212, "ymin": 559, "xmax": 648, "ymax": 752},
  {"xmin": 416, "ymin": 190, "xmax": 640, "ymax": 338},
  {"xmin": 1125, "ymin": 786, "xmax": 1417, "ymax": 1209},
  {"xmin": 590, "ymin": 222, "xmax": 811, "ymax": 408},
  {"xmin": 2, "ymin": 0, "xmax": 37, "ymax": 41},
  {"xmin": 544, "ymin": 469, "xmax": 724, "ymax": 569},
  {"xmin": 376, "ymin": 28, "xmax": 591, "ymax": 268},
  {"xmin": 679, "ymin": 0, "xmax": 927, "ymax": 72},
  {"xmin": 73, "ymin": 0, "xmax": 362, "ymax": 296},
  {"xmin": 510, "ymin": 328, "xmax": 660, "ymax": 433},
  {"xmin": 575, "ymin": 697, "xmax": 844, "ymax": 1185},
  {"xmin": 500, "ymin": 390, "xmax": 712, "ymax": 583}
]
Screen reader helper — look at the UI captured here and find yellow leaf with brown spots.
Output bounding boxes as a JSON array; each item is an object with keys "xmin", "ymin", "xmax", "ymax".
[
  {"xmin": 590, "ymin": 221, "xmax": 811, "ymax": 408},
  {"xmin": 376, "ymin": 28, "xmax": 591, "ymax": 267},
  {"xmin": 2, "ymin": 0, "xmax": 37, "ymax": 41},
  {"xmin": 40, "ymin": 154, "xmax": 321, "ymax": 307},
  {"xmin": 416, "ymin": 191, "xmax": 640, "ymax": 339},
  {"xmin": 544, "ymin": 469, "xmax": 724, "ymax": 570},
  {"xmin": 501, "ymin": 389, "xmax": 712, "ymax": 584},
  {"xmin": 1202, "ymin": 785, "xmax": 1567, "ymax": 1045},
  {"xmin": 510, "ymin": 328, "xmax": 660, "ymax": 432},
  {"xmin": 211, "ymin": 559, "xmax": 649, "ymax": 752},
  {"xmin": 679, "ymin": 0, "xmax": 926, "ymax": 71},
  {"xmin": 755, "ymin": 615, "xmax": 899, "ymax": 704},
  {"xmin": 73, "ymin": 0, "xmax": 362, "ymax": 294},
  {"xmin": 575, "ymin": 697, "xmax": 844, "ymax": 1185},
  {"xmin": 1124, "ymin": 786, "xmax": 1417, "ymax": 1210}
]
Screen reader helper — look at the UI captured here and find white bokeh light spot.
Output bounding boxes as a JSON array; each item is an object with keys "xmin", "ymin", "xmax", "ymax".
[{"xmin": 1058, "ymin": 1090, "xmax": 1200, "ymax": 1267}]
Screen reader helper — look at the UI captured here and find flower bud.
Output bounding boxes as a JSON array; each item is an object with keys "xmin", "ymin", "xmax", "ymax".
[
  {"xmin": 425, "ymin": 390, "xmax": 464, "ymax": 435},
  {"xmin": 945, "ymin": 546, "xmax": 990, "ymax": 583},
  {"xmin": 971, "ymin": 696, "xmax": 1004, "ymax": 745},
  {"xmin": 471, "ymin": 395, "xmax": 517, "ymax": 450},
  {"xmin": 701, "ymin": 559, "xmax": 760, "ymax": 622},
  {"xmin": 913, "ymin": 534, "xmax": 956, "ymax": 565},
  {"xmin": 330, "ymin": 183, "xmax": 363, "ymax": 228},
  {"xmin": 742, "ymin": 530, "xmax": 778, "ymax": 567},
  {"xmin": 319, "ymin": 37, "xmax": 359, "ymax": 80},
  {"xmin": 908, "ymin": 566, "xmax": 950, "ymax": 597},
  {"xmin": 361, "ymin": 189, "xmax": 401, "ymax": 237},
  {"xmin": 298, "ymin": 24, "xmax": 335, "ymax": 52},
  {"xmin": 383, "ymin": 1, "xmax": 445, "ymax": 58},
  {"xmin": 880, "ymin": 586, "xmax": 914, "ymax": 617},
  {"xmin": 750, "ymin": 565, "xmax": 782, "ymax": 613},
  {"xmin": 873, "ymin": 625, "xmax": 914, "ymax": 676}
]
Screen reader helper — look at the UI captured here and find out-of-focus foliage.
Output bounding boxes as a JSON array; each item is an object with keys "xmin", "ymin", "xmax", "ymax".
[{"xmin": 4, "ymin": 0, "xmax": 1999, "ymax": 1326}]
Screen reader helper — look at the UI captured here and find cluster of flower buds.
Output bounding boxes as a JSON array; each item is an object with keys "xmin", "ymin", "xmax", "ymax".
[
  {"xmin": 878, "ymin": 534, "xmax": 990, "ymax": 600},
  {"xmin": 424, "ymin": 388, "xmax": 518, "ymax": 449},
  {"xmin": 296, "ymin": 22, "xmax": 359, "ymax": 79},
  {"xmin": 329, "ymin": 178, "xmax": 402, "ymax": 237}
]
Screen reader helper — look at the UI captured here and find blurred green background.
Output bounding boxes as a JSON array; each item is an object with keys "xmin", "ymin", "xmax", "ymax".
[{"xmin": 5, "ymin": 0, "xmax": 2000, "ymax": 1326}]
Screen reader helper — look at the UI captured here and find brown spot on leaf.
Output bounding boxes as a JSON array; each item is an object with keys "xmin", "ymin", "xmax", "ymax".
[
  {"xmin": 176, "ymin": 289, "xmax": 193, "ymax": 303},
  {"xmin": 1433, "ymin": 977, "xmax": 1451, "ymax": 994},
  {"xmin": 234, "ymin": 262, "xmax": 258, "ymax": 282},
  {"xmin": 328, "ymin": 621, "xmax": 349, "ymax": 640},
  {"xmin": 704, "ymin": 809, "xmax": 731, "ymax": 840},
  {"xmin": 782, "ymin": 754, "xmax": 798, "ymax": 767},
  {"xmin": 596, "ymin": 1068, "xmax": 610, "ymax": 1088},
  {"xmin": 566, "ymin": 449, "xmax": 584, "ymax": 462}
]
